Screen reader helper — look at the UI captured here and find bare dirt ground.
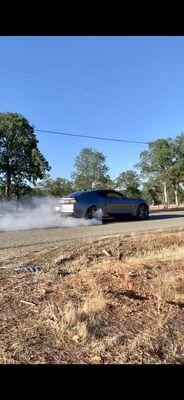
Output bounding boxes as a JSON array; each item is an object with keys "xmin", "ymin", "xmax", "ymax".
[{"xmin": 0, "ymin": 224, "xmax": 184, "ymax": 364}]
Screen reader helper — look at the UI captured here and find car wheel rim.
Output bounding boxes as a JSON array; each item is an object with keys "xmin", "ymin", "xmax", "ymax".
[
  {"xmin": 138, "ymin": 205, "xmax": 147, "ymax": 218},
  {"xmin": 87, "ymin": 207, "xmax": 97, "ymax": 219}
]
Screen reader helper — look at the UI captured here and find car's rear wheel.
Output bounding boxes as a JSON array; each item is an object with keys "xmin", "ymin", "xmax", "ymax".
[
  {"xmin": 86, "ymin": 205, "xmax": 97, "ymax": 219},
  {"xmin": 136, "ymin": 204, "xmax": 148, "ymax": 220}
]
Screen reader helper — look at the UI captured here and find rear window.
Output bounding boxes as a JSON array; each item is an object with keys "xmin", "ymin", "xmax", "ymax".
[
  {"xmin": 64, "ymin": 191, "xmax": 84, "ymax": 198},
  {"xmin": 65, "ymin": 190, "xmax": 102, "ymax": 198},
  {"xmin": 106, "ymin": 191, "xmax": 123, "ymax": 199},
  {"xmin": 95, "ymin": 190, "xmax": 108, "ymax": 197}
]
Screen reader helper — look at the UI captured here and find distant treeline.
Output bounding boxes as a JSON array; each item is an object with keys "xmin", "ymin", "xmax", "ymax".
[{"xmin": 1, "ymin": 112, "xmax": 184, "ymax": 206}]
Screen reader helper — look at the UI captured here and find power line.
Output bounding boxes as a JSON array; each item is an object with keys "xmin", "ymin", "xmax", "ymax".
[
  {"xmin": 0, "ymin": 71, "xmax": 121, "ymax": 106},
  {"xmin": 35, "ymin": 129, "xmax": 149, "ymax": 145},
  {"xmin": 0, "ymin": 63, "xmax": 118, "ymax": 99},
  {"xmin": 0, "ymin": 64, "xmax": 121, "ymax": 105}
]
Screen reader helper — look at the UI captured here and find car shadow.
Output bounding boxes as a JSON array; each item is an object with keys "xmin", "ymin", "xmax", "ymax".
[{"xmin": 102, "ymin": 213, "xmax": 184, "ymax": 224}]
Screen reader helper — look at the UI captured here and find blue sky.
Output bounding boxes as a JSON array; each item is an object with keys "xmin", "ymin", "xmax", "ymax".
[{"xmin": 1, "ymin": 36, "xmax": 184, "ymax": 180}]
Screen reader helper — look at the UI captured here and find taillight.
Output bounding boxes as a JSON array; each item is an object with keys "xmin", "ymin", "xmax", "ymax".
[
  {"xmin": 59, "ymin": 197, "xmax": 76, "ymax": 205},
  {"xmin": 67, "ymin": 199, "xmax": 76, "ymax": 204},
  {"xmin": 64, "ymin": 198, "xmax": 76, "ymax": 204}
]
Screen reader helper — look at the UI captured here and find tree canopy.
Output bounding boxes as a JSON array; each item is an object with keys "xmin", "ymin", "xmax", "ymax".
[
  {"xmin": 114, "ymin": 170, "xmax": 141, "ymax": 197},
  {"xmin": 137, "ymin": 135, "xmax": 184, "ymax": 205},
  {"xmin": 1, "ymin": 112, "xmax": 184, "ymax": 207},
  {"xmin": 141, "ymin": 177, "xmax": 163, "ymax": 205},
  {"xmin": 0, "ymin": 112, "xmax": 50, "ymax": 198},
  {"xmin": 33, "ymin": 175, "xmax": 73, "ymax": 197},
  {"xmin": 71, "ymin": 147, "xmax": 112, "ymax": 190}
]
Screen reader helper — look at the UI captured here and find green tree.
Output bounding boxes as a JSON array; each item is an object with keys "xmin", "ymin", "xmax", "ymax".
[
  {"xmin": 137, "ymin": 139, "xmax": 173, "ymax": 205},
  {"xmin": 142, "ymin": 177, "xmax": 163, "ymax": 205},
  {"xmin": 34, "ymin": 175, "xmax": 73, "ymax": 197},
  {"xmin": 49, "ymin": 177, "xmax": 73, "ymax": 196},
  {"xmin": 167, "ymin": 134, "xmax": 184, "ymax": 205},
  {"xmin": 114, "ymin": 170, "xmax": 142, "ymax": 197},
  {"xmin": 137, "ymin": 136, "xmax": 184, "ymax": 206},
  {"xmin": 0, "ymin": 112, "xmax": 50, "ymax": 199},
  {"xmin": 71, "ymin": 147, "xmax": 112, "ymax": 190},
  {"xmin": 0, "ymin": 177, "xmax": 6, "ymax": 197}
]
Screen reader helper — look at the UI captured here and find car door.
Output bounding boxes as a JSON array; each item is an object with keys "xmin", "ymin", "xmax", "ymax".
[{"xmin": 105, "ymin": 191, "xmax": 132, "ymax": 216}]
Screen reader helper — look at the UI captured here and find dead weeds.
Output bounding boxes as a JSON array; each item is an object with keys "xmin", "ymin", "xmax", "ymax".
[{"xmin": 0, "ymin": 229, "xmax": 184, "ymax": 364}]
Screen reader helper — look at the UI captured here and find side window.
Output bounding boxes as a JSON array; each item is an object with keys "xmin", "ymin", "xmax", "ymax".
[{"xmin": 106, "ymin": 191, "xmax": 123, "ymax": 199}]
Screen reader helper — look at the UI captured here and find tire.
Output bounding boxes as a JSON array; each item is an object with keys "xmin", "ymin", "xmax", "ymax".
[
  {"xmin": 86, "ymin": 205, "xmax": 97, "ymax": 219},
  {"xmin": 136, "ymin": 203, "xmax": 148, "ymax": 220}
]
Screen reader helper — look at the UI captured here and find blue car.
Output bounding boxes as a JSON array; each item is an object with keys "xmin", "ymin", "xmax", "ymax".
[{"xmin": 55, "ymin": 189, "xmax": 149, "ymax": 220}]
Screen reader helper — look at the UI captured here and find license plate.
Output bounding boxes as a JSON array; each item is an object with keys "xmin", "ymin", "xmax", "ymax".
[{"xmin": 60, "ymin": 204, "xmax": 74, "ymax": 212}]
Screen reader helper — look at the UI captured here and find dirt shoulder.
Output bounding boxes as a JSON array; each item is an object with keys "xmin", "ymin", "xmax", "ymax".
[
  {"xmin": 150, "ymin": 206, "xmax": 184, "ymax": 213},
  {"xmin": 0, "ymin": 228, "xmax": 184, "ymax": 364}
]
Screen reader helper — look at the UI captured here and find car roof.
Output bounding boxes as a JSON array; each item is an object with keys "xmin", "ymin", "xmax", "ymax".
[{"xmin": 64, "ymin": 189, "xmax": 118, "ymax": 197}]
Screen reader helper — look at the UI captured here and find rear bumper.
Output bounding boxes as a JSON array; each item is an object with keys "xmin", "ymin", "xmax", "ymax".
[
  {"xmin": 57, "ymin": 211, "xmax": 74, "ymax": 217},
  {"xmin": 55, "ymin": 203, "xmax": 83, "ymax": 218},
  {"xmin": 55, "ymin": 203, "xmax": 75, "ymax": 217},
  {"xmin": 56, "ymin": 210, "xmax": 82, "ymax": 218}
]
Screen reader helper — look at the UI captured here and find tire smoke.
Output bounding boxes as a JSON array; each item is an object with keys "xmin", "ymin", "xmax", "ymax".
[{"xmin": 0, "ymin": 197, "xmax": 102, "ymax": 232}]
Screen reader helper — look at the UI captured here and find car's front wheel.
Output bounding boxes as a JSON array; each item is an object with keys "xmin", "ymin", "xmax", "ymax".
[{"xmin": 136, "ymin": 204, "xmax": 148, "ymax": 220}]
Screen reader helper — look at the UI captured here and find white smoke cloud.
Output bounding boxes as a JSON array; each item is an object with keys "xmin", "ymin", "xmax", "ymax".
[{"xmin": 0, "ymin": 197, "xmax": 102, "ymax": 232}]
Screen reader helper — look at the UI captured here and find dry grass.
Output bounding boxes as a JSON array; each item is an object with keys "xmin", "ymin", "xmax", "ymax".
[
  {"xmin": 150, "ymin": 203, "xmax": 184, "ymax": 211},
  {"xmin": 0, "ymin": 228, "xmax": 184, "ymax": 364}
]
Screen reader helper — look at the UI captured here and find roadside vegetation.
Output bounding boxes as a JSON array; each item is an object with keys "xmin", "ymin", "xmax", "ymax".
[
  {"xmin": 0, "ymin": 229, "xmax": 183, "ymax": 364},
  {"xmin": 1, "ymin": 112, "xmax": 184, "ymax": 207}
]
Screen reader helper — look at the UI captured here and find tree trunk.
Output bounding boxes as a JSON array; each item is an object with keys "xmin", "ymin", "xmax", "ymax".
[
  {"xmin": 174, "ymin": 188, "xmax": 179, "ymax": 207},
  {"xmin": 163, "ymin": 181, "xmax": 168, "ymax": 206},
  {"xmin": 5, "ymin": 173, "xmax": 11, "ymax": 198},
  {"xmin": 16, "ymin": 186, "xmax": 21, "ymax": 201}
]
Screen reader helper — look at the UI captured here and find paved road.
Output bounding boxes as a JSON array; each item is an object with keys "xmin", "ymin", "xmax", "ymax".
[{"xmin": 1, "ymin": 211, "xmax": 184, "ymax": 250}]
